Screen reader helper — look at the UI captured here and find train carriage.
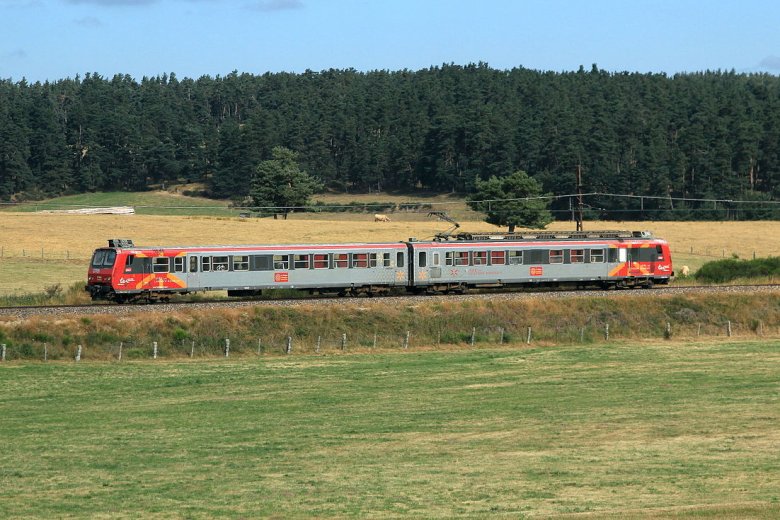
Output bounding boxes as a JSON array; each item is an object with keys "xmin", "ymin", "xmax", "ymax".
[
  {"xmin": 407, "ymin": 230, "xmax": 672, "ymax": 292},
  {"xmin": 86, "ymin": 231, "xmax": 673, "ymax": 303},
  {"xmin": 87, "ymin": 239, "xmax": 409, "ymax": 303}
]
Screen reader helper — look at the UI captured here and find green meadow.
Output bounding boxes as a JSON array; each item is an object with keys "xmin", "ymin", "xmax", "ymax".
[{"xmin": 1, "ymin": 340, "xmax": 778, "ymax": 518}]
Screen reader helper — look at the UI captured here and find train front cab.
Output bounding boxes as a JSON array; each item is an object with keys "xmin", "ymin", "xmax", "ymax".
[
  {"xmin": 86, "ymin": 247, "xmax": 119, "ymax": 300},
  {"xmin": 608, "ymin": 241, "xmax": 673, "ymax": 287}
]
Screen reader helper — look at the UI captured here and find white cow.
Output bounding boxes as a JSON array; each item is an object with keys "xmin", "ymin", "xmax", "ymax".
[
  {"xmin": 374, "ymin": 214, "xmax": 391, "ymax": 222},
  {"xmin": 680, "ymin": 265, "xmax": 690, "ymax": 277}
]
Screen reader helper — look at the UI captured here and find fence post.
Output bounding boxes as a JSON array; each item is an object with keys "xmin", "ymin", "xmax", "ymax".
[
  {"xmin": 526, "ymin": 327, "xmax": 532, "ymax": 345},
  {"xmin": 285, "ymin": 336, "xmax": 292, "ymax": 355},
  {"xmin": 191, "ymin": 340, "xmax": 195, "ymax": 358},
  {"xmin": 257, "ymin": 338, "xmax": 263, "ymax": 355},
  {"xmin": 697, "ymin": 324, "xmax": 702, "ymax": 337},
  {"xmin": 341, "ymin": 333, "xmax": 347, "ymax": 351},
  {"xmin": 437, "ymin": 330, "xmax": 441, "ymax": 346},
  {"xmin": 224, "ymin": 338, "xmax": 230, "ymax": 358},
  {"xmin": 373, "ymin": 332, "xmax": 377, "ymax": 349},
  {"xmin": 404, "ymin": 331, "xmax": 410, "ymax": 349},
  {"xmin": 470, "ymin": 327, "xmax": 476, "ymax": 347},
  {"xmin": 43, "ymin": 343, "xmax": 48, "ymax": 362},
  {"xmin": 604, "ymin": 323, "xmax": 610, "ymax": 341},
  {"xmin": 665, "ymin": 322, "xmax": 672, "ymax": 339},
  {"xmin": 758, "ymin": 320, "xmax": 764, "ymax": 336},
  {"xmin": 1, "ymin": 343, "xmax": 5, "ymax": 362},
  {"xmin": 76, "ymin": 345, "xmax": 82, "ymax": 362},
  {"xmin": 499, "ymin": 327, "xmax": 505, "ymax": 344},
  {"xmin": 118, "ymin": 342, "xmax": 123, "ymax": 362},
  {"xmin": 727, "ymin": 320, "xmax": 732, "ymax": 337},
  {"xmin": 153, "ymin": 341, "xmax": 158, "ymax": 359},
  {"xmin": 316, "ymin": 336, "xmax": 321, "ymax": 353}
]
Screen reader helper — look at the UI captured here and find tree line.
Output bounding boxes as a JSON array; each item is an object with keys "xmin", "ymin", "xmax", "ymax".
[{"xmin": 1, "ymin": 63, "xmax": 779, "ymax": 219}]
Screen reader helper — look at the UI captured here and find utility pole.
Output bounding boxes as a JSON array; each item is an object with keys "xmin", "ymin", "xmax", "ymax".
[{"xmin": 575, "ymin": 164, "xmax": 584, "ymax": 231}]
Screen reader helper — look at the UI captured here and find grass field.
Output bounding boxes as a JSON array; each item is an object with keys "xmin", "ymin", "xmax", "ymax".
[
  {"xmin": 1, "ymin": 340, "xmax": 778, "ymax": 518},
  {"xmin": 0, "ymin": 191, "xmax": 778, "ymax": 295}
]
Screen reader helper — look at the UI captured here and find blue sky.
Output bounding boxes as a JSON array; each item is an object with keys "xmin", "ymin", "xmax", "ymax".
[{"xmin": 2, "ymin": 0, "xmax": 780, "ymax": 82}]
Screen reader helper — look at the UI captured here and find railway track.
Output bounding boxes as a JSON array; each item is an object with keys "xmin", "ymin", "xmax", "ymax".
[{"xmin": 1, "ymin": 284, "xmax": 779, "ymax": 319}]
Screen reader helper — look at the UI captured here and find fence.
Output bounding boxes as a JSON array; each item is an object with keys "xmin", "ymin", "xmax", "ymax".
[
  {"xmin": 0, "ymin": 318, "xmax": 776, "ymax": 362},
  {"xmin": 0, "ymin": 247, "xmax": 87, "ymax": 261}
]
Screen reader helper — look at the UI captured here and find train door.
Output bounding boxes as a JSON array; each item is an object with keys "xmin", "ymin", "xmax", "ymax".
[
  {"xmin": 417, "ymin": 250, "xmax": 429, "ymax": 284},
  {"xmin": 430, "ymin": 251, "xmax": 441, "ymax": 279},
  {"xmin": 627, "ymin": 247, "xmax": 642, "ymax": 276},
  {"xmin": 187, "ymin": 254, "xmax": 200, "ymax": 289}
]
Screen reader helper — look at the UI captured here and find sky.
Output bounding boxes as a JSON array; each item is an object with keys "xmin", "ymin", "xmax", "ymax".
[{"xmin": 2, "ymin": 0, "xmax": 780, "ymax": 83}]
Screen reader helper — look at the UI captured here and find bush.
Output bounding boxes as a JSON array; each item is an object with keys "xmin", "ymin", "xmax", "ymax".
[{"xmin": 695, "ymin": 256, "xmax": 780, "ymax": 283}]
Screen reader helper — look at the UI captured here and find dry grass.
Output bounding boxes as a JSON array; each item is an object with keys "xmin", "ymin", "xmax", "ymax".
[{"xmin": 1, "ymin": 211, "xmax": 778, "ymax": 295}]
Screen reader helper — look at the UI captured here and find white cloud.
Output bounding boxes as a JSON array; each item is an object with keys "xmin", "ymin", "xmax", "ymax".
[
  {"xmin": 759, "ymin": 55, "xmax": 780, "ymax": 70},
  {"xmin": 245, "ymin": 0, "xmax": 303, "ymax": 12},
  {"xmin": 74, "ymin": 15, "xmax": 102, "ymax": 26}
]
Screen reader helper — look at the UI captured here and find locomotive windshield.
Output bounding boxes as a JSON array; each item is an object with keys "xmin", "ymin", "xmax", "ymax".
[{"xmin": 91, "ymin": 249, "xmax": 117, "ymax": 268}]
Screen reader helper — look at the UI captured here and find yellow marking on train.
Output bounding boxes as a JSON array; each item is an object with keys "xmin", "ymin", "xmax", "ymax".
[
  {"xmin": 166, "ymin": 273, "xmax": 186, "ymax": 288},
  {"xmin": 608, "ymin": 263, "xmax": 625, "ymax": 277}
]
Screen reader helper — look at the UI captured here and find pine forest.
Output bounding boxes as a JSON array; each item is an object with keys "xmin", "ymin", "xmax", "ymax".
[{"xmin": 1, "ymin": 63, "xmax": 779, "ymax": 220}]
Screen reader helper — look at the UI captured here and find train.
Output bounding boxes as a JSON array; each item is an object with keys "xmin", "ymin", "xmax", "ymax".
[{"xmin": 85, "ymin": 230, "xmax": 673, "ymax": 303}]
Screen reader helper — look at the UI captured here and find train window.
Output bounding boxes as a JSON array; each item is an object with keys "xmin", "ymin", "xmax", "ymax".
[
  {"xmin": 508, "ymin": 251, "xmax": 523, "ymax": 265},
  {"xmin": 549, "ymin": 250, "xmax": 564, "ymax": 264},
  {"xmin": 418, "ymin": 252, "xmax": 427, "ymax": 267},
  {"xmin": 523, "ymin": 250, "xmax": 544, "ymax": 264},
  {"xmin": 396, "ymin": 252, "xmax": 405, "ymax": 268},
  {"xmin": 273, "ymin": 255, "xmax": 289, "ymax": 270},
  {"xmin": 353, "ymin": 253, "xmax": 368, "ymax": 268},
  {"xmin": 189, "ymin": 256, "xmax": 198, "ymax": 272},
  {"xmin": 490, "ymin": 251, "xmax": 506, "ymax": 265},
  {"xmin": 213, "ymin": 256, "xmax": 229, "ymax": 271},
  {"xmin": 90, "ymin": 251, "xmax": 104, "ymax": 267},
  {"xmin": 656, "ymin": 245, "xmax": 664, "ymax": 261},
  {"xmin": 251, "ymin": 255, "xmax": 273, "ymax": 271},
  {"xmin": 590, "ymin": 249, "xmax": 605, "ymax": 263},
  {"xmin": 293, "ymin": 254, "xmax": 310, "ymax": 269},
  {"xmin": 472, "ymin": 251, "xmax": 487, "ymax": 265},
  {"xmin": 125, "ymin": 255, "xmax": 135, "ymax": 267},
  {"xmin": 383, "ymin": 252, "xmax": 392, "ymax": 267},
  {"xmin": 446, "ymin": 251, "xmax": 469, "ymax": 266},
  {"xmin": 608, "ymin": 249, "xmax": 619, "ymax": 263},
  {"xmin": 92, "ymin": 250, "xmax": 116, "ymax": 267},
  {"xmin": 369, "ymin": 253, "xmax": 378, "ymax": 267},
  {"xmin": 202, "ymin": 257, "xmax": 211, "ymax": 272},
  {"xmin": 153, "ymin": 257, "xmax": 170, "ymax": 273},
  {"xmin": 233, "ymin": 255, "xmax": 249, "ymax": 271},
  {"xmin": 570, "ymin": 249, "xmax": 584, "ymax": 263},
  {"xmin": 313, "ymin": 254, "xmax": 329, "ymax": 269},
  {"xmin": 173, "ymin": 257, "xmax": 185, "ymax": 273},
  {"xmin": 432, "ymin": 253, "xmax": 440, "ymax": 266},
  {"xmin": 334, "ymin": 253, "xmax": 349, "ymax": 268}
]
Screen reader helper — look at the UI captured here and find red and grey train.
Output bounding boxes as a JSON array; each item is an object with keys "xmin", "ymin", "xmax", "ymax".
[{"xmin": 86, "ymin": 231, "xmax": 673, "ymax": 303}]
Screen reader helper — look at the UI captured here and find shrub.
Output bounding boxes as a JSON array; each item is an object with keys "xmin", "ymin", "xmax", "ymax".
[{"xmin": 695, "ymin": 256, "xmax": 780, "ymax": 283}]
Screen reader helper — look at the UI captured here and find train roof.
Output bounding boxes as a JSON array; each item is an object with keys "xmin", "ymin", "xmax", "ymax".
[
  {"xmin": 432, "ymin": 230, "xmax": 655, "ymax": 241},
  {"xmin": 101, "ymin": 239, "xmax": 407, "ymax": 250},
  {"xmin": 101, "ymin": 231, "xmax": 661, "ymax": 251}
]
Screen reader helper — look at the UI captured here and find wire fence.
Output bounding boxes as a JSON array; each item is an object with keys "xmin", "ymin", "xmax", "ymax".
[
  {"xmin": 0, "ymin": 247, "xmax": 86, "ymax": 261},
  {"xmin": 1, "ymin": 319, "xmax": 776, "ymax": 362}
]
